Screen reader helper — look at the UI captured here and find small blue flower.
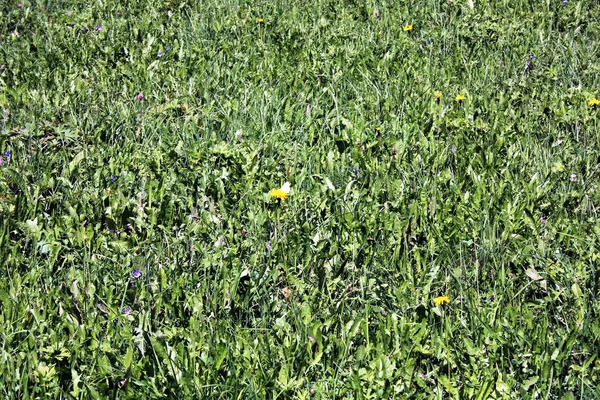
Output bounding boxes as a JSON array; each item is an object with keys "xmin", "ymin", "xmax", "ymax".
[
  {"xmin": 110, "ymin": 175, "xmax": 116, "ymax": 182},
  {"xmin": 4, "ymin": 151, "xmax": 10, "ymax": 158},
  {"xmin": 123, "ymin": 307, "xmax": 132, "ymax": 315},
  {"xmin": 525, "ymin": 54, "xmax": 534, "ymax": 70},
  {"xmin": 96, "ymin": 25, "xmax": 102, "ymax": 32},
  {"xmin": 165, "ymin": 46, "xmax": 170, "ymax": 52},
  {"xmin": 132, "ymin": 269, "xmax": 142, "ymax": 279},
  {"xmin": 157, "ymin": 51, "xmax": 164, "ymax": 57},
  {"xmin": 83, "ymin": 27, "xmax": 89, "ymax": 33}
]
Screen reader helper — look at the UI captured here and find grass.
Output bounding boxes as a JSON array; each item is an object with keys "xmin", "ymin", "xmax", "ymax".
[{"xmin": 1, "ymin": 0, "xmax": 600, "ymax": 398}]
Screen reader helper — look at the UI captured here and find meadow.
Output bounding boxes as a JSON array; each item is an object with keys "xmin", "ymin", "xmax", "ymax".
[{"xmin": 1, "ymin": 0, "xmax": 600, "ymax": 398}]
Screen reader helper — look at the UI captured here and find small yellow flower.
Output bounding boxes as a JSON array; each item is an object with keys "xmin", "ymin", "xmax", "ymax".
[
  {"xmin": 435, "ymin": 92, "xmax": 442, "ymax": 99},
  {"xmin": 455, "ymin": 95, "xmax": 466, "ymax": 102},
  {"xmin": 404, "ymin": 24, "xmax": 413, "ymax": 32},
  {"xmin": 270, "ymin": 182, "xmax": 290, "ymax": 200},
  {"xmin": 270, "ymin": 189, "xmax": 288, "ymax": 200},
  {"xmin": 589, "ymin": 98, "xmax": 600, "ymax": 107},
  {"xmin": 257, "ymin": 18, "xmax": 264, "ymax": 24},
  {"xmin": 434, "ymin": 295, "xmax": 450, "ymax": 306},
  {"xmin": 375, "ymin": 126, "xmax": 381, "ymax": 132}
]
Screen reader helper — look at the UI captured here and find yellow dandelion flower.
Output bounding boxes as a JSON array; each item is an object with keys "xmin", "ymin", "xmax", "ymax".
[
  {"xmin": 589, "ymin": 98, "xmax": 600, "ymax": 107},
  {"xmin": 257, "ymin": 18, "xmax": 264, "ymax": 24},
  {"xmin": 270, "ymin": 182, "xmax": 290, "ymax": 200},
  {"xmin": 435, "ymin": 92, "xmax": 442, "ymax": 102},
  {"xmin": 434, "ymin": 295, "xmax": 450, "ymax": 306},
  {"xmin": 455, "ymin": 95, "xmax": 466, "ymax": 102},
  {"xmin": 404, "ymin": 24, "xmax": 413, "ymax": 32},
  {"xmin": 270, "ymin": 189, "xmax": 288, "ymax": 200},
  {"xmin": 375, "ymin": 126, "xmax": 381, "ymax": 132}
]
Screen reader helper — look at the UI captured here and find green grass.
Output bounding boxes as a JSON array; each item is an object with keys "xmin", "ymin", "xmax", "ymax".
[{"xmin": 1, "ymin": 0, "xmax": 600, "ymax": 398}]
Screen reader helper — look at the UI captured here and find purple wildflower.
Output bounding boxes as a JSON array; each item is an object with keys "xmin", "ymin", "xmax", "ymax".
[
  {"xmin": 165, "ymin": 46, "xmax": 170, "ymax": 51},
  {"xmin": 525, "ymin": 53, "xmax": 534, "ymax": 70},
  {"xmin": 110, "ymin": 175, "xmax": 116, "ymax": 182},
  {"xmin": 123, "ymin": 307, "xmax": 132, "ymax": 315},
  {"xmin": 570, "ymin": 174, "xmax": 577, "ymax": 182},
  {"xmin": 157, "ymin": 51, "xmax": 164, "ymax": 57},
  {"xmin": 117, "ymin": 11, "xmax": 123, "ymax": 17},
  {"xmin": 132, "ymin": 269, "xmax": 142, "ymax": 279},
  {"xmin": 136, "ymin": 93, "xmax": 143, "ymax": 101},
  {"xmin": 17, "ymin": 3, "xmax": 23, "ymax": 8},
  {"xmin": 0, "ymin": 157, "xmax": 3, "ymax": 166},
  {"xmin": 96, "ymin": 25, "xmax": 102, "ymax": 32},
  {"xmin": 83, "ymin": 27, "xmax": 89, "ymax": 33},
  {"xmin": 563, "ymin": 0, "xmax": 567, "ymax": 3},
  {"xmin": 4, "ymin": 151, "xmax": 10, "ymax": 158}
]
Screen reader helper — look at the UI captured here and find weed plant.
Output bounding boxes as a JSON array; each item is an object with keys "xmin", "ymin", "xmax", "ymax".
[{"xmin": 1, "ymin": 0, "xmax": 600, "ymax": 398}]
